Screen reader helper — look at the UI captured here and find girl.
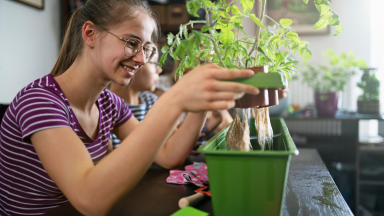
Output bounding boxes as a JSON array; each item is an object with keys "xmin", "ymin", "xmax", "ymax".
[
  {"xmin": 109, "ymin": 48, "xmax": 162, "ymax": 148},
  {"xmin": 0, "ymin": 0, "xmax": 259, "ymax": 215}
]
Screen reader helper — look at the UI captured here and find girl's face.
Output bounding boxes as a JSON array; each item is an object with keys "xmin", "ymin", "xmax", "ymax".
[
  {"xmin": 131, "ymin": 52, "xmax": 162, "ymax": 92},
  {"xmin": 95, "ymin": 13, "xmax": 156, "ymax": 86}
]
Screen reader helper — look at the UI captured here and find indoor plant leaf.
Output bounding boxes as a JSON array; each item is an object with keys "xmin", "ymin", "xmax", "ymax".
[
  {"xmin": 280, "ymin": 18, "xmax": 293, "ymax": 27},
  {"xmin": 249, "ymin": 14, "xmax": 266, "ymax": 28},
  {"xmin": 334, "ymin": 24, "xmax": 343, "ymax": 36},
  {"xmin": 240, "ymin": 0, "xmax": 254, "ymax": 13}
]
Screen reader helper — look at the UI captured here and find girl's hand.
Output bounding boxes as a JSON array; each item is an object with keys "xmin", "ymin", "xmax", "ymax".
[{"xmin": 166, "ymin": 64, "xmax": 259, "ymax": 112}]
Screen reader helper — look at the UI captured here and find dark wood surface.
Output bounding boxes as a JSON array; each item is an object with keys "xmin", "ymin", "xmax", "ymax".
[{"xmin": 44, "ymin": 149, "xmax": 353, "ymax": 216}]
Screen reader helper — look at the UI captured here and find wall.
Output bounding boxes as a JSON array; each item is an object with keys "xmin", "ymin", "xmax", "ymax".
[
  {"xmin": 288, "ymin": 0, "xmax": 372, "ymax": 110},
  {"xmin": 0, "ymin": 0, "xmax": 61, "ymax": 103}
]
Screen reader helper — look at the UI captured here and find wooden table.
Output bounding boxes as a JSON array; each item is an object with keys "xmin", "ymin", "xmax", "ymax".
[{"xmin": 44, "ymin": 149, "xmax": 353, "ymax": 216}]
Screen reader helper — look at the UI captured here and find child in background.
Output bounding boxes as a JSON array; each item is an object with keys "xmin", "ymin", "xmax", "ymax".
[{"xmin": 109, "ymin": 47, "xmax": 162, "ymax": 148}]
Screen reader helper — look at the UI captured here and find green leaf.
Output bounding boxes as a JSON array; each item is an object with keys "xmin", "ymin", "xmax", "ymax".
[
  {"xmin": 314, "ymin": 0, "xmax": 322, "ymax": 4},
  {"xmin": 218, "ymin": 19, "xmax": 229, "ymax": 25},
  {"xmin": 159, "ymin": 51, "xmax": 168, "ymax": 67},
  {"xmin": 278, "ymin": 40, "xmax": 285, "ymax": 46},
  {"xmin": 329, "ymin": 13, "xmax": 340, "ymax": 26},
  {"xmin": 226, "ymin": 5, "xmax": 231, "ymax": 13},
  {"xmin": 240, "ymin": 0, "xmax": 254, "ymax": 13},
  {"xmin": 280, "ymin": 18, "xmax": 293, "ymax": 27},
  {"xmin": 218, "ymin": 27, "xmax": 234, "ymax": 47},
  {"xmin": 219, "ymin": 11, "xmax": 231, "ymax": 19},
  {"xmin": 161, "ymin": 45, "xmax": 169, "ymax": 53},
  {"xmin": 234, "ymin": 23, "xmax": 248, "ymax": 36},
  {"xmin": 167, "ymin": 33, "xmax": 174, "ymax": 45},
  {"xmin": 201, "ymin": 25, "xmax": 211, "ymax": 32},
  {"xmin": 302, "ymin": 0, "xmax": 309, "ymax": 4},
  {"xmin": 268, "ymin": 49, "xmax": 276, "ymax": 60},
  {"xmin": 192, "ymin": 30, "xmax": 202, "ymax": 50},
  {"xmin": 201, "ymin": 0, "xmax": 215, "ymax": 8},
  {"xmin": 287, "ymin": 32, "xmax": 300, "ymax": 42},
  {"xmin": 313, "ymin": 15, "xmax": 330, "ymax": 30},
  {"xmin": 232, "ymin": 5, "xmax": 242, "ymax": 16},
  {"xmin": 334, "ymin": 24, "xmax": 343, "ymax": 36},
  {"xmin": 249, "ymin": 14, "xmax": 266, "ymax": 28},
  {"xmin": 290, "ymin": 42, "xmax": 300, "ymax": 50},
  {"xmin": 275, "ymin": 53, "xmax": 285, "ymax": 64},
  {"xmin": 179, "ymin": 25, "xmax": 184, "ymax": 38},
  {"xmin": 175, "ymin": 37, "xmax": 181, "ymax": 46},
  {"xmin": 297, "ymin": 41, "xmax": 308, "ymax": 49},
  {"xmin": 316, "ymin": 5, "xmax": 331, "ymax": 16},
  {"xmin": 186, "ymin": 1, "xmax": 201, "ymax": 17}
]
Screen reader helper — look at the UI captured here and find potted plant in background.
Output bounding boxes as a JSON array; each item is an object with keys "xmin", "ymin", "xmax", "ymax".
[
  {"xmin": 302, "ymin": 49, "xmax": 367, "ymax": 117},
  {"xmin": 159, "ymin": 0, "xmax": 343, "ymax": 215},
  {"xmin": 357, "ymin": 68, "xmax": 381, "ymax": 116}
]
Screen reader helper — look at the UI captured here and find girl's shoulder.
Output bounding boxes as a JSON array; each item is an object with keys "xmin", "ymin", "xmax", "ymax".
[{"xmin": 11, "ymin": 74, "xmax": 69, "ymax": 110}]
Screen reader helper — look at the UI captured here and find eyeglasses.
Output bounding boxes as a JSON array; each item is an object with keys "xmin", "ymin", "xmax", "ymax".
[
  {"xmin": 107, "ymin": 31, "xmax": 156, "ymax": 62},
  {"xmin": 147, "ymin": 62, "xmax": 159, "ymax": 67}
]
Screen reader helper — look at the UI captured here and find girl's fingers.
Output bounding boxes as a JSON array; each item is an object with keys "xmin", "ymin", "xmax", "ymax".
[
  {"xmin": 204, "ymin": 92, "xmax": 239, "ymax": 101},
  {"xmin": 210, "ymin": 81, "xmax": 259, "ymax": 95},
  {"xmin": 204, "ymin": 100, "xmax": 236, "ymax": 110}
]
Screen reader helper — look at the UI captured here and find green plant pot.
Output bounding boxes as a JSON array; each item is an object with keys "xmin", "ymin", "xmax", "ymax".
[
  {"xmin": 198, "ymin": 117, "xmax": 298, "ymax": 216},
  {"xmin": 227, "ymin": 66, "xmax": 288, "ymax": 108}
]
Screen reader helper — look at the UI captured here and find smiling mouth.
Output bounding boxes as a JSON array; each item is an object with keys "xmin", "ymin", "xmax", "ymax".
[{"xmin": 121, "ymin": 64, "xmax": 136, "ymax": 77}]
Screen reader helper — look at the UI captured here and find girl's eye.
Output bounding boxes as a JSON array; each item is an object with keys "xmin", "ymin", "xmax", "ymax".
[
  {"xmin": 126, "ymin": 40, "xmax": 137, "ymax": 48},
  {"xmin": 143, "ymin": 47, "xmax": 150, "ymax": 52}
]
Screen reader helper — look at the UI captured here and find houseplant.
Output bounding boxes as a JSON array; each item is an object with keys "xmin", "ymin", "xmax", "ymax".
[
  {"xmin": 302, "ymin": 49, "xmax": 367, "ymax": 117},
  {"xmin": 159, "ymin": 0, "xmax": 343, "ymax": 215},
  {"xmin": 357, "ymin": 68, "xmax": 381, "ymax": 115}
]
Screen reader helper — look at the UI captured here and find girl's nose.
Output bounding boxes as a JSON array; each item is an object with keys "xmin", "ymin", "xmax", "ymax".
[{"xmin": 132, "ymin": 47, "xmax": 146, "ymax": 65}]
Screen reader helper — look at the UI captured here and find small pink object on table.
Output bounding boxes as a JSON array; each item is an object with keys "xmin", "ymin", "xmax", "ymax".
[{"xmin": 166, "ymin": 162, "xmax": 209, "ymax": 187}]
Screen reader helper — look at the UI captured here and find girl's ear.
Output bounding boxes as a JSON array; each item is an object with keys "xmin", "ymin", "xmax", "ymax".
[{"xmin": 82, "ymin": 21, "xmax": 97, "ymax": 48}]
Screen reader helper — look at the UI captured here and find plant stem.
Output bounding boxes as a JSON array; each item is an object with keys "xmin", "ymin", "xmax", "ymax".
[
  {"xmin": 246, "ymin": 0, "xmax": 267, "ymax": 68},
  {"xmin": 264, "ymin": 15, "xmax": 282, "ymax": 32},
  {"xmin": 205, "ymin": 7, "xmax": 226, "ymax": 68}
]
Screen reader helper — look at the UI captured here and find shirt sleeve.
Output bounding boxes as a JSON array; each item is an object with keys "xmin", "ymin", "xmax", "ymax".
[
  {"xmin": 14, "ymin": 89, "xmax": 71, "ymax": 141},
  {"xmin": 109, "ymin": 91, "xmax": 133, "ymax": 127}
]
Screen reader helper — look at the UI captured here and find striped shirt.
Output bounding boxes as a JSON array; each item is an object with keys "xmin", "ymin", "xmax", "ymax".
[
  {"xmin": 111, "ymin": 91, "xmax": 157, "ymax": 148},
  {"xmin": 0, "ymin": 74, "xmax": 132, "ymax": 215}
]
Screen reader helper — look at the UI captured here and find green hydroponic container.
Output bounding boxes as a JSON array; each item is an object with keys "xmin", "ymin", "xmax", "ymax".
[{"xmin": 198, "ymin": 117, "xmax": 298, "ymax": 216}]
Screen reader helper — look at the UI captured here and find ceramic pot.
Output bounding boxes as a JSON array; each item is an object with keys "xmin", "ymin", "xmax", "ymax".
[
  {"xmin": 315, "ymin": 92, "xmax": 338, "ymax": 117},
  {"xmin": 357, "ymin": 100, "xmax": 381, "ymax": 114},
  {"xmin": 234, "ymin": 66, "xmax": 279, "ymax": 108}
]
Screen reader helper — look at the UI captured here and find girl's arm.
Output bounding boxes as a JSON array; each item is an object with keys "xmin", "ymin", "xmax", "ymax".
[{"xmin": 32, "ymin": 64, "xmax": 258, "ymax": 215}]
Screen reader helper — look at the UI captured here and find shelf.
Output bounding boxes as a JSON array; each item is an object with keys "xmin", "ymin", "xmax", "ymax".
[
  {"xmin": 359, "ymin": 135, "xmax": 384, "ymax": 145},
  {"xmin": 359, "ymin": 146, "xmax": 384, "ymax": 154},
  {"xmin": 360, "ymin": 180, "xmax": 384, "ymax": 186}
]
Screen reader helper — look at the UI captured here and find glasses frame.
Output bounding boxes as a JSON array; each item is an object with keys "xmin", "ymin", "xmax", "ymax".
[
  {"xmin": 147, "ymin": 61, "xmax": 159, "ymax": 67},
  {"xmin": 107, "ymin": 31, "xmax": 156, "ymax": 62}
]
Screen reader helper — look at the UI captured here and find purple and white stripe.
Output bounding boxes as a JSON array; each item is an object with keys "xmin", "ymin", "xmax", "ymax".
[{"xmin": 0, "ymin": 75, "xmax": 132, "ymax": 215}]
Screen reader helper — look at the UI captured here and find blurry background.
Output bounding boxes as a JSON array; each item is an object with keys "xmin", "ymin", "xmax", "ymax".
[{"xmin": 0, "ymin": 0, "xmax": 384, "ymax": 215}]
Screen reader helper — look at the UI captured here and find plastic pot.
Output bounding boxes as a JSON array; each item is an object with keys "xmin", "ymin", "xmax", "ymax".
[{"xmin": 198, "ymin": 118, "xmax": 298, "ymax": 216}]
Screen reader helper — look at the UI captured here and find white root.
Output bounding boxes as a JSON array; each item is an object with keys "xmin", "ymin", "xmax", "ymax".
[
  {"xmin": 254, "ymin": 107, "xmax": 274, "ymax": 151},
  {"xmin": 225, "ymin": 113, "xmax": 251, "ymax": 151}
]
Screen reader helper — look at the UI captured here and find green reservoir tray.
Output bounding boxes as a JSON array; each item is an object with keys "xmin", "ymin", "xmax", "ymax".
[{"xmin": 198, "ymin": 117, "xmax": 298, "ymax": 216}]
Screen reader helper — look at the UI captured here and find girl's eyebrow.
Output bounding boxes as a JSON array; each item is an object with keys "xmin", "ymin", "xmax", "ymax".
[{"xmin": 122, "ymin": 34, "xmax": 152, "ymax": 45}]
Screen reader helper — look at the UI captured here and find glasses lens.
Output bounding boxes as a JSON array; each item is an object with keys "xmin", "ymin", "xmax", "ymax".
[
  {"xmin": 145, "ymin": 46, "xmax": 156, "ymax": 61},
  {"xmin": 124, "ymin": 39, "xmax": 156, "ymax": 62},
  {"xmin": 124, "ymin": 39, "xmax": 140, "ymax": 57}
]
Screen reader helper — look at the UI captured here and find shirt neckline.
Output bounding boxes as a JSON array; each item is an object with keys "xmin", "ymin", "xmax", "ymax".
[{"xmin": 48, "ymin": 74, "xmax": 102, "ymax": 142}]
